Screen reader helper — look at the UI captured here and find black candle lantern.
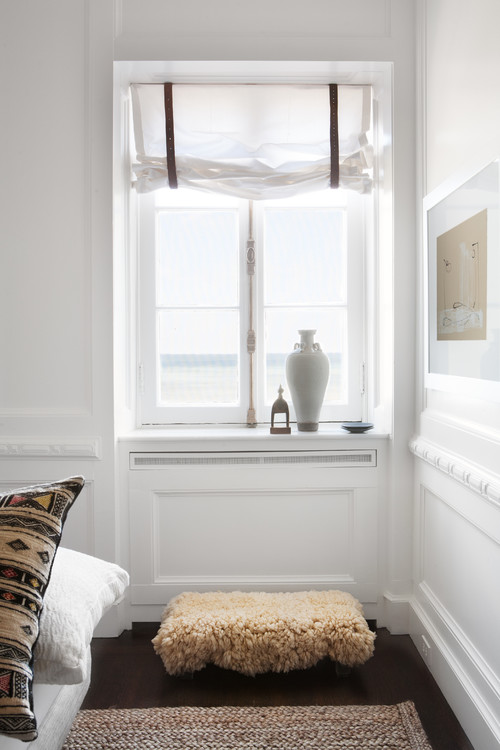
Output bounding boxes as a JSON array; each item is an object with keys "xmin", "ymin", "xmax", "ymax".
[{"xmin": 270, "ymin": 385, "xmax": 291, "ymax": 434}]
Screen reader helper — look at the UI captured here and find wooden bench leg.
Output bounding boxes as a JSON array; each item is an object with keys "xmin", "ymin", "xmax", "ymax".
[{"xmin": 335, "ymin": 662, "xmax": 352, "ymax": 677}]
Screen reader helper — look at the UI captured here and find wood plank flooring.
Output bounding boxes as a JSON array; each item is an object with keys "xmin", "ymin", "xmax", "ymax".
[{"xmin": 83, "ymin": 624, "xmax": 475, "ymax": 750}]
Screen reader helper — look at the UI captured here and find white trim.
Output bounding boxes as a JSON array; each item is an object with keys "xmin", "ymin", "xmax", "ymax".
[
  {"xmin": 410, "ymin": 436, "xmax": 500, "ymax": 507},
  {"xmin": 0, "ymin": 408, "xmax": 92, "ymax": 418},
  {"xmin": 116, "ymin": 60, "xmax": 393, "ymax": 86},
  {"xmin": 411, "ymin": 594, "xmax": 500, "ymax": 750},
  {"xmin": 382, "ymin": 590, "xmax": 410, "ymax": 634},
  {"xmin": 115, "ymin": 60, "xmax": 393, "ymax": 432},
  {"xmin": 418, "ymin": 582, "xmax": 500, "ymax": 706},
  {"xmin": 0, "ymin": 436, "xmax": 102, "ymax": 460},
  {"xmin": 153, "ymin": 574, "xmax": 355, "ymax": 587},
  {"xmin": 82, "ymin": 0, "xmax": 95, "ymax": 417},
  {"xmin": 415, "ymin": 0, "xmax": 427, "ymax": 419},
  {"xmin": 93, "ymin": 598, "xmax": 130, "ymax": 636}
]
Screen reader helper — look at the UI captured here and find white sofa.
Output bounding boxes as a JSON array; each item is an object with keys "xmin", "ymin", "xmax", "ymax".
[{"xmin": 0, "ymin": 548, "xmax": 129, "ymax": 750}]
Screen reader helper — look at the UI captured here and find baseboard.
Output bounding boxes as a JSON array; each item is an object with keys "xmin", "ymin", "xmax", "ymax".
[
  {"xmin": 93, "ymin": 598, "xmax": 131, "ymax": 637},
  {"xmin": 381, "ymin": 591, "xmax": 410, "ymax": 633},
  {"xmin": 410, "ymin": 597, "xmax": 500, "ymax": 750}
]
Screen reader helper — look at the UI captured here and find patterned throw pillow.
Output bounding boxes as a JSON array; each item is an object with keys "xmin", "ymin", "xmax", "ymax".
[{"xmin": 0, "ymin": 476, "xmax": 84, "ymax": 741}]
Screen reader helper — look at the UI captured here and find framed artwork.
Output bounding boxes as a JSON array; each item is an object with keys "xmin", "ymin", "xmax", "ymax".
[{"xmin": 424, "ymin": 159, "xmax": 500, "ymax": 401}]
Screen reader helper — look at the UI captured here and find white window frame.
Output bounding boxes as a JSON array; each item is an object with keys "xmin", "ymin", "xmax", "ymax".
[
  {"xmin": 113, "ymin": 60, "xmax": 394, "ymax": 435},
  {"xmin": 138, "ymin": 189, "xmax": 250, "ymax": 425},
  {"xmin": 137, "ymin": 186, "xmax": 368, "ymax": 426},
  {"xmin": 254, "ymin": 189, "xmax": 366, "ymax": 424}
]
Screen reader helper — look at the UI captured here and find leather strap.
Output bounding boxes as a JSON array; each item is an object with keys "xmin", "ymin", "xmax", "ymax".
[
  {"xmin": 329, "ymin": 83, "xmax": 339, "ymax": 189},
  {"xmin": 164, "ymin": 83, "xmax": 178, "ymax": 189}
]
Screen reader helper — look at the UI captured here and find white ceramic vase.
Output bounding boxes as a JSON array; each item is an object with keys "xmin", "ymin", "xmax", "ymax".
[{"xmin": 285, "ymin": 329, "xmax": 330, "ymax": 432}]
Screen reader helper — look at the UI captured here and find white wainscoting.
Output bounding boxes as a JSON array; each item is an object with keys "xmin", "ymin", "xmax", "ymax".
[
  {"xmin": 127, "ymin": 449, "xmax": 381, "ymax": 622},
  {"xmin": 410, "ymin": 438, "xmax": 500, "ymax": 750}
]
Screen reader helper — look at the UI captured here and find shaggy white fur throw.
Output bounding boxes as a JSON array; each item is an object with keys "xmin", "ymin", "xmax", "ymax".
[{"xmin": 152, "ymin": 590, "xmax": 375, "ymax": 676}]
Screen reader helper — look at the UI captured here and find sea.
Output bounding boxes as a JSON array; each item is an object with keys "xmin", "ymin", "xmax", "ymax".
[{"xmin": 160, "ymin": 353, "xmax": 343, "ymax": 404}]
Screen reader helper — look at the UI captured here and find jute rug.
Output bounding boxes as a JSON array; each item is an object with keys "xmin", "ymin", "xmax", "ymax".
[{"xmin": 62, "ymin": 701, "xmax": 432, "ymax": 749}]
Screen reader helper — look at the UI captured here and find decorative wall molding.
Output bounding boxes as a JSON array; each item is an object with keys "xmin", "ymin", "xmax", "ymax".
[
  {"xmin": 0, "ymin": 408, "xmax": 91, "ymax": 418},
  {"xmin": 411, "ymin": 591, "xmax": 500, "ymax": 748},
  {"xmin": 410, "ymin": 437, "xmax": 500, "ymax": 506},
  {"xmin": 128, "ymin": 476, "xmax": 380, "ymax": 617},
  {"xmin": 130, "ymin": 575, "xmax": 371, "ymax": 609},
  {"xmin": 418, "ymin": 582, "xmax": 500, "ymax": 704},
  {"xmin": 153, "ymin": 573, "xmax": 356, "ymax": 587},
  {"xmin": 0, "ymin": 437, "xmax": 102, "ymax": 460}
]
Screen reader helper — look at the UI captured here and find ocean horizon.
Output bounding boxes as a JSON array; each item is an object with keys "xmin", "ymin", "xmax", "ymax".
[{"xmin": 160, "ymin": 353, "xmax": 343, "ymax": 404}]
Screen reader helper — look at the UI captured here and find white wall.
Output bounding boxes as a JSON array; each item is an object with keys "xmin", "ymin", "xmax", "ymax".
[
  {"xmin": 1, "ymin": 0, "xmax": 417, "ymax": 691},
  {"xmin": 411, "ymin": 2, "xmax": 500, "ymax": 749},
  {"xmin": 0, "ymin": 2, "xmax": 117, "ymax": 566}
]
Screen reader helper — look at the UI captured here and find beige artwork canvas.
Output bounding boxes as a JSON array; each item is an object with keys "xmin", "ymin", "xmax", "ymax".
[{"xmin": 436, "ymin": 208, "xmax": 487, "ymax": 340}]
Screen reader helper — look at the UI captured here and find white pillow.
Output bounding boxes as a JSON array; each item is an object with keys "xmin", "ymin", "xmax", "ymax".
[{"xmin": 33, "ymin": 547, "xmax": 129, "ymax": 684}]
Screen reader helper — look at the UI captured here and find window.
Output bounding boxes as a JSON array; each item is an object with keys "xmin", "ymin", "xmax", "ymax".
[
  {"xmin": 114, "ymin": 62, "xmax": 393, "ymax": 433},
  {"xmin": 138, "ymin": 185, "xmax": 368, "ymax": 425}
]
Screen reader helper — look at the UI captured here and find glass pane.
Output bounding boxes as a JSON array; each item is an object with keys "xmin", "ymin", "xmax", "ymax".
[
  {"xmin": 264, "ymin": 208, "xmax": 345, "ymax": 306},
  {"xmin": 155, "ymin": 187, "xmax": 240, "ymax": 209},
  {"xmin": 157, "ymin": 210, "xmax": 239, "ymax": 307},
  {"xmin": 158, "ymin": 310, "xmax": 239, "ymax": 405},
  {"xmin": 264, "ymin": 308, "xmax": 347, "ymax": 406}
]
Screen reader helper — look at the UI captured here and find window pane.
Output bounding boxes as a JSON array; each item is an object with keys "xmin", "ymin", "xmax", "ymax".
[
  {"xmin": 264, "ymin": 308, "xmax": 347, "ymax": 406},
  {"xmin": 157, "ymin": 210, "xmax": 239, "ymax": 307},
  {"xmin": 264, "ymin": 208, "xmax": 346, "ymax": 306},
  {"xmin": 158, "ymin": 310, "xmax": 239, "ymax": 404}
]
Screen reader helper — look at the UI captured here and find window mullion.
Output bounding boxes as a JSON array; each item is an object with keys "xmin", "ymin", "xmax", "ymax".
[{"xmin": 246, "ymin": 200, "xmax": 257, "ymax": 427}]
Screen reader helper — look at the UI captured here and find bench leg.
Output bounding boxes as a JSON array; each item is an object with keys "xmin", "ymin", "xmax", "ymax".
[{"xmin": 335, "ymin": 662, "xmax": 352, "ymax": 677}]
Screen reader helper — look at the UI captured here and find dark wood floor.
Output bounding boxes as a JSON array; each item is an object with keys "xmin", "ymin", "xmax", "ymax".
[{"xmin": 83, "ymin": 624, "xmax": 475, "ymax": 750}]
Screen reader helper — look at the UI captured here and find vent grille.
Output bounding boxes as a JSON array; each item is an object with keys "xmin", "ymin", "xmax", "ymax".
[{"xmin": 130, "ymin": 450, "xmax": 376, "ymax": 469}]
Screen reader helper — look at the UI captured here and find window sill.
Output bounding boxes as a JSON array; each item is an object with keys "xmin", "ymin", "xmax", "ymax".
[{"xmin": 118, "ymin": 423, "xmax": 390, "ymax": 451}]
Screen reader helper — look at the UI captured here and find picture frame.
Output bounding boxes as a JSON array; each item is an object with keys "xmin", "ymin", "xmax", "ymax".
[{"xmin": 424, "ymin": 159, "xmax": 500, "ymax": 401}]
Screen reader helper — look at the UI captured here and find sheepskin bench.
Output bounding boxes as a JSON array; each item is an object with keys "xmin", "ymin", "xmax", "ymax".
[{"xmin": 152, "ymin": 590, "xmax": 375, "ymax": 677}]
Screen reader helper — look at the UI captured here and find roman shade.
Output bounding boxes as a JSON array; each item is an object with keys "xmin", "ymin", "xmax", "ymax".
[{"xmin": 130, "ymin": 83, "xmax": 372, "ymax": 199}]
